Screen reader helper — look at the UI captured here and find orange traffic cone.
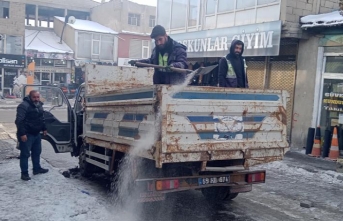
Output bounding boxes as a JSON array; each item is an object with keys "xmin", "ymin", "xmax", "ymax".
[
  {"xmin": 327, "ymin": 127, "xmax": 340, "ymax": 161},
  {"xmin": 310, "ymin": 126, "xmax": 321, "ymax": 157}
]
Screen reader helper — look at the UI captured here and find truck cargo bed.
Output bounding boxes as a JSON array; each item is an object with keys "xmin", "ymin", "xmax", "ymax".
[{"xmin": 84, "ymin": 85, "xmax": 290, "ymax": 169}]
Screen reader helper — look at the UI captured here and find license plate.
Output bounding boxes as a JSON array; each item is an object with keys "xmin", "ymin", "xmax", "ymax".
[{"xmin": 198, "ymin": 176, "xmax": 230, "ymax": 186}]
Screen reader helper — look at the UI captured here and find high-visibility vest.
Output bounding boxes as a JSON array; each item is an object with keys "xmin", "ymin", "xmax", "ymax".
[
  {"xmin": 225, "ymin": 57, "xmax": 247, "ymax": 79},
  {"xmin": 158, "ymin": 53, "xmax": 168, "ymax": 71}
]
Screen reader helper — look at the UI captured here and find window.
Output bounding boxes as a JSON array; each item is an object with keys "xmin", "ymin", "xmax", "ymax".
[
  {"xmin": 129, "ymin": 39, "xmax": 150, "ymax": 59},
  {"xmin": 5, "ymin": 36, "xmax": 22, "ymax": 55},
  {"xmin": 54, "ymin": 60, "xmax": 67, "ymax": 67},
  {"xmin": 325, "ymin": 57, "xmax": 343, "ymax": 74},
  {"xmin": 92, "ymin": 34, "xmax": 100, "ymax": 58},
  {"xmin": 171, "ymin": 0, "xmax": 187, "ymax": 29},
  {"xmin": 157, "ymin": 0, "xmax": 172, "ymax": 28},
  {"xmin": 149, "ymin": 15, "xmax": 156, "ymax": 28},
  {"xmin": 128, "ymin": 13, "xmax": 141, "ymax": 26},
  {"xmin": 35, "ymin": 59, "xmax": 42, "ymax": 66},
  {"xmin": 188, "ymin": 0, "xmax": 198, "ymax": 27},
  {"xmin": 320, "ymin": 79, "xmax": 343, "ymax": 129},
  {"xmin": 206, "ymin": 0, "xmax": 216, "ymax": 15},
  {"xmin": 236, "ymin": 0, "xmax": 255, "ymax": 9},
  {"xmin": 34, "ymin": 72, "xmax": 40, "ymax": 85},
  {"xmin": 218, "ymin": 0, "xmax": 235, "ymax": 12},
  {"xmin": 37, "ymin": 6, "xmax": 64, "ymax": 28},
  {"xmin": 142, "ymin": 40, "xmax": 150, "ymax": 59},
  {"xmin": 41, "ymin": 72, "xmax": 51, "ymax": 85},
  {"xmin": 78, "ymin": 32, "xmax": 115, "ymax": 61},
  {"xmin": 54, "ymin": 73, "xmax": 66, "ymax": 83},
  {"xmin": 258, "ymin": 0, "xmax": 279, "ymax": 5},
  {"xmin": 0, "ymin": 1, "xmax": 9, "ymax": 18},
  {"xmin": 77, "ymin": 32, "xmax": 92, "ymax": 59},
  {"xmin": 4, "ymin": 69, "xmax": 17, "ymax": 88},
  {"xmin": 0, "ymin": 37, "xmax": 4, "ymax": 53},
  {"xmin": 42, "ymin": 59, "xmax": 54, "ymax": 66},
  {"xmin": 100, "ymin": 35, "xmax": 114, "ymax": 61}
]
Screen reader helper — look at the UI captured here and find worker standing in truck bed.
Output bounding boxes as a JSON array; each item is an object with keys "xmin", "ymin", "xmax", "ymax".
[{"xmin": 129, "ymin": 25, "xmax": 188, "ymax": 85}]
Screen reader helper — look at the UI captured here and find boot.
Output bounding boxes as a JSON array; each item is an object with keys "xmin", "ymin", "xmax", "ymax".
[
  {"xmin": 33, "ymin": 168, "xmax": 49, "ymax": 175},
  {"xmin": 21, "ymin": 173, "xmax": 31, "ymax": 181}
]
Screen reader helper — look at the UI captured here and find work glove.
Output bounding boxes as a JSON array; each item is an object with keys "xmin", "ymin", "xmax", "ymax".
[
  {"xmin": 164, "ymin": 65, "xmax": 173, "ymax": 72},
  {"xmin": 128, "ymin": 60, "xmax": 137, "ymax": 66}
]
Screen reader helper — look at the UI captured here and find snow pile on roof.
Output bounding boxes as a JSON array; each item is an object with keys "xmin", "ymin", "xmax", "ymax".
[
  {"xmin": 301, "ymin": 10, "xmax": 343, "ymax": 28},
  {"xmin": 55, "ymin": 16, "xmax": 118, "ymax": 34},
  {"xmin": 121, "ymin": 30, "xmax": 149, "ymax": 36},
  {"xmin": 25, "ymin": 29, "xmax": 73, "ymax": 54}
]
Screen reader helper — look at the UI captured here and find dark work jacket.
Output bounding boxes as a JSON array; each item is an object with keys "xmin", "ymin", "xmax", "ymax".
[
  {"xmin": 15, "ymin": 96, "xmax": 47, "ymax": 136},
  {"xmin": 218, "ymin": 40, "xmax": 249, "ymax": 88},
  {"xmin": 139, "ymin": 36, "xmax": 188, "ymax": 85}
]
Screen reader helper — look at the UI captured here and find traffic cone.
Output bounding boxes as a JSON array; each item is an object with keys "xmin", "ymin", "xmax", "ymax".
[
  {"xmin": 327, "ymin": 127, "xmax": 340, "ymax": 161},
  {"xmin": 309, "ymin": 126, "xmax": 321, "ymax": 157}
]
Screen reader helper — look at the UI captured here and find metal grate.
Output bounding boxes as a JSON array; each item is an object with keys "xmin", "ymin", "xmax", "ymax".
[
  {"xmin": 246, "ymin": 60, "xmax": 266, "ymax": 89},
  {"xmin": 268, "ymin": 61, "xmax": 296, "ymax": 139}
]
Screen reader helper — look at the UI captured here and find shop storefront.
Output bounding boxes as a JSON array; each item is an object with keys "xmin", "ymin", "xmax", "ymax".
[
  {"xmin": 170, "ymin": 21, "xmax": 298, "ymax": 139},
  {"xmin": 317, "ymin": 47, "xmax": 343, "ymax": 133},
  {"xmin": 308, "ymin": 30, "xmax": 343, "ymax": 151},
  {"xmin": 0, "ymin": 54, "xmax": 25, "ymax": 96},
  {"xmin": 26, "ymin": 51, "xmax": 74, "ymax": 86}
]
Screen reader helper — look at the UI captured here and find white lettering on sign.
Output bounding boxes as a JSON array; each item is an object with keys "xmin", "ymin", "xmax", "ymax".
[
  {"xmin": 260, "ymin": 31, "xmax": 274, "ymax": 48},
  {"xmin": 0, "ymin": 58, "xmax": 18, "ymax": 64},
  {"xmin": 178, "ymin": 31, "xmax": 275, "ymax": 53}
]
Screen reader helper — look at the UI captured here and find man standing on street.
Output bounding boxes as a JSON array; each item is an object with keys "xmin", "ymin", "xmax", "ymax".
[
  {"xmin": 129, "ymin": 25, "xmax": 188, "ymax": 85},
  {"xmin": 218, "ymin": 40, "xmax": 249, "ymax": 88},
  {"xmin": 15, "ymin": 90, "xmax": 49, "ymax": 181}
]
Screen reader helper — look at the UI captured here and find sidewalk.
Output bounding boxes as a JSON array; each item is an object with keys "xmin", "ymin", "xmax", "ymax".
[
  {"xmin": 0, "ymin": 98, "xmax": 22, "ymax": 109},
  {"xmin": 285, "ymin": 150, "xmax": 337, "ymax": 172},
  {"xmin": 0, "ymin": 99, "xmax": 75, "ymax": 109}
]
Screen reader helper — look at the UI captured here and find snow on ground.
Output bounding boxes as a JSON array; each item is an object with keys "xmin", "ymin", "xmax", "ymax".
[
  {"xmin": 0, "ymin": 159, "xmax": 116, "ymax": 221},
  {"xmin": 256, "ymin": 160, "xmax": 343, "ymax": 185}
]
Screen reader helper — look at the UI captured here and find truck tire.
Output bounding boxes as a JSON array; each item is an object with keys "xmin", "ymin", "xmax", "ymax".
[
  {"xmin": 201, "ymin": 187, "xmax": 238, "ymax": 203},
  {"xmin": 224, "ymin": 192, "xmax": 239, "ymax": 201}
]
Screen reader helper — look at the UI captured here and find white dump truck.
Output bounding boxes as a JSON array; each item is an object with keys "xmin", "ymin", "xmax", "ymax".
[{"xmin": 24, "ymin": 64, "xmax": 289, "ymax": 203}]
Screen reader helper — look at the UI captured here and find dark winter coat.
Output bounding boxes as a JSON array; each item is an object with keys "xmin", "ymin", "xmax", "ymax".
[
  {"xmin": 15, "ymin": 96, "xmax": 47, "ymax": 136},
  {"xmin": 138, "ymin": 36, "xmax": 188, "ymax": 85},
  {"xmin": 218, "ymin": 40, "xmax": 249, "ymax": 88}
]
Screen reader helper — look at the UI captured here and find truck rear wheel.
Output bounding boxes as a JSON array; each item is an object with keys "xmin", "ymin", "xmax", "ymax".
[{"xmin": 201, "ymin": 187, "xmax": 238, "ymax": 203}]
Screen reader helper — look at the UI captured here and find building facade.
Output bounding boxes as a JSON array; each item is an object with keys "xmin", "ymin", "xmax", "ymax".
[
  {"xmin": 0, "ymin": 1, "xmax": 25, "ymax": 97},
  {"xmin": 297, "ymin": 6, "xmax": 343, "ymax": 152},
  {"xmin": 156, "ymin": 0, "xmax": 339, "ymax": 148},
  {"xmin": 91, "ymin": 0, "xmax": 156, "ymax": 64},
  {"xmin": 53, "ymin": 16, "xmax": 119, "ymax": 84},
  {"xmin": 0, "ymin": 0, "xmax": 98, "ymax": 96},
  {"xmin": 91, "ymin": 0, "xmax": 156, "ymax": 34}
]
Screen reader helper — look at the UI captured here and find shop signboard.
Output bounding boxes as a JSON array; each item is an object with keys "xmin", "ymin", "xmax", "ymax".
[
  {"xmin": 170, "ymin": 21, "xmax": 282, "ymax": 58},
  {"xmin": 0, "ymin": 54, "xmax": 25, "ymax": 68}
]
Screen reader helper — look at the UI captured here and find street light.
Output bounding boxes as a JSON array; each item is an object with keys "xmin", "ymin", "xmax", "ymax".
[{"xmin": 59, "ymin": 15, "xmax": 76, "ymax": 44}]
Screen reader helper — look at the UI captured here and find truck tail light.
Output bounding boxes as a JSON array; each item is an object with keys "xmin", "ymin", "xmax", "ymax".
[
  {"xmin": 155, "ymin": 179, "xmax": 179, "ymax": 191},
  {"xmin": 247, "ymin": 172, "xmax": 265, "ymax": 183}
]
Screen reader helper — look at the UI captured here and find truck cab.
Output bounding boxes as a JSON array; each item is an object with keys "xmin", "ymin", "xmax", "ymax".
[{"xmin": 22, "ymin": 84, "xmax": 85, "ymax": 157}]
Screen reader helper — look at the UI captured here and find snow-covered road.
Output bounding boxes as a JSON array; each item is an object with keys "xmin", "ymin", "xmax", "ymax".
[{"xmin": 1, "ymin": 156, "xmax": 343, "ymax": 221}]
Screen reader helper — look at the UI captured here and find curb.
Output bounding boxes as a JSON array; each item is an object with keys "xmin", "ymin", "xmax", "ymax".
[{"xmin": 285, "ymin": 151, "xmax": 337, "ymax": 171}]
